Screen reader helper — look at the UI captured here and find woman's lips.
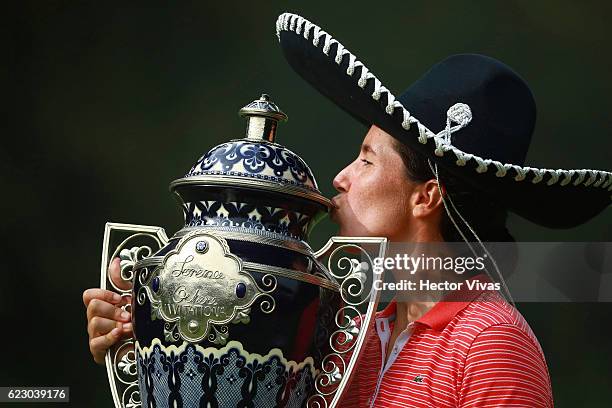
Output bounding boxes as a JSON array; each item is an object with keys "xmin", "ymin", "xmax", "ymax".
[
  {"xmin": 330, "ymin": 197, "xmax": 340, "ymax": 221},
  {"xmin": 331, "ymin": 196, "xmax": 340, "ymax": 209}
]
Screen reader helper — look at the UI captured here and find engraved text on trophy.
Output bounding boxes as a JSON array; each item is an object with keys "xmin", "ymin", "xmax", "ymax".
[{"xmin": 145, "ymin": 233, "xmax": 267, "ymax": 342}]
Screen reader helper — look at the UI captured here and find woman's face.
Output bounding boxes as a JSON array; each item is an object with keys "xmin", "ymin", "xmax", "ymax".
[{"xmin": 331, "ymin": 125, "xmax": 418, "ymax": 240}]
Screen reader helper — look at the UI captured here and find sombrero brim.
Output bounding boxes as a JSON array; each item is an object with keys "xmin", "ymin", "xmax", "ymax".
[{"xmin": 276, "ymin": 13, "xmax": 611, "ymax": 229}]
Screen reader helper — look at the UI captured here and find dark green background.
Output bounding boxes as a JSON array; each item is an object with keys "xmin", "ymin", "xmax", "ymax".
[{"xmin": 3, "ymin": 1, "xmax": 611, "ymax": 406}]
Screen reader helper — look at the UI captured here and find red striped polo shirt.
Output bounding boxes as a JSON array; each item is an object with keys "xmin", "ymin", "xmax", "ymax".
[{"xmin": 337, "ymin": 273, "xmax": 554, "ymax": 407}]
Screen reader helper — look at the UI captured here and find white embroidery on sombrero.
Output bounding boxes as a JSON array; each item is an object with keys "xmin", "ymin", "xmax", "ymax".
[
  {"xmin": 573, "ymin": 170, "xmax": 587, "ymax": 186},
  {"xmin": 546, "ymin": 170, "xmax": 562, "ymax": 186},
  {"xmin": 476, "ymin": 159, "xmax": 492, "ymax": 174},
  {"xmin": 594, "ymin": 173, "xmax": 606, "ymax": 187},
  {"xmin": 493, "ymin": 162, "xmax": 513, "ymax": 178},
  {"xmin": 531, "ymin": 168, "xmax": 545, "ymax": 184},
  {"xmin": 276, "ymin": 12, "xmax": 612, "ymax": 197},
  {"xmin": 584, "ymin": 171, "xmax": 598, "ymax": 187},
  {"xmin": 454, "ymin": 150, "xmax": 474, "ymax": 167},
  {"xmin": 560, "ymin": 170, "xmax": 575, "ymax": 186},
  {"xmin": 512, "ymin": 165, "xmax": 528, "ymax": 181}
]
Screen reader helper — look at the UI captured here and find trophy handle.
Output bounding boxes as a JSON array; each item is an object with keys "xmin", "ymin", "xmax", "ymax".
[
  {"xmin": 310, "ymin": 236, "xmax": 388, "ymax": 408},
  {"xmin": 100, "ymin": 222, "xmax": 169, "ymax": 408}
]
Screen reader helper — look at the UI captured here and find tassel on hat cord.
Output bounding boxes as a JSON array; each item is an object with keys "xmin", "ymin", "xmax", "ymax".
[{"xmin": 428, "ymin": 159, "xmax": 516, "ymax": 307}]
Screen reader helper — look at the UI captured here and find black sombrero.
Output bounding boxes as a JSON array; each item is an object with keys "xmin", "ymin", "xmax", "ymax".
[{"xmin": 275, "ymin": 13, "xmax": 611, "ymax": 229}]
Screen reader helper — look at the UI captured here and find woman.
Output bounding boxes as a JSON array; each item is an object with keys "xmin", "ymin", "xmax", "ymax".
[
  {"xmin": 275, "ymin": 12, "xmax": 610, "ymax": 407},
  {"xmin": 330, "ymin": 123, "xmax": 552, "ymax": 407}
]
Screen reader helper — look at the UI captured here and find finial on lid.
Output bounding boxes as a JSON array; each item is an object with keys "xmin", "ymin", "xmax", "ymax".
[{"xmin": 239, "ymin": 94, "xmax": 287, "ymax": 142}]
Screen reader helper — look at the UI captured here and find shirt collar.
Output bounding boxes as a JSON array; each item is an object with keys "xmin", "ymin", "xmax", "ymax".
[{"xmin": 376, "ymin": 273, "xmax": 494, "ymax": 332}]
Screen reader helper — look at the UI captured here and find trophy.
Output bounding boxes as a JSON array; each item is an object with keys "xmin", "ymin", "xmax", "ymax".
[{"xmin": 100, "ymin": 94, "xmax": 387, "ymax": 407}]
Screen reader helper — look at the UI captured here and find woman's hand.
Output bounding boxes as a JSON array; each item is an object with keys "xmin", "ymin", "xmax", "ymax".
[{"xmin": 83, "ymin": 257, "xmax": 133, "ymax": 365}]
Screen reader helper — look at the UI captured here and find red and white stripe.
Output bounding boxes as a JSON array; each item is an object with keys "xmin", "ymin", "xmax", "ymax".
[{"xmin": 336, "ymin": 281, "xmax": 554, "ymax": 407}]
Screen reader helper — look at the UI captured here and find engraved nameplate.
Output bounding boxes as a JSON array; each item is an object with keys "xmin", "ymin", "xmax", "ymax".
[{"xmin": 141, "ymin": 231, "xmax": 276, "ymax": 343}]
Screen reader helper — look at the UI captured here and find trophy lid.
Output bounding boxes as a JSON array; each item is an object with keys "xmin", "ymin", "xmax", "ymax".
[{"xmin": 170, "ymin": 94, "xmax": 331, "ymax": 209}]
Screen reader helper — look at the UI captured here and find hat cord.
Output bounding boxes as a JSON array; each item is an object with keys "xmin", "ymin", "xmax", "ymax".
[{"xmin": 428, "ymin": 159, "xmax": 516, "ymax": 307}]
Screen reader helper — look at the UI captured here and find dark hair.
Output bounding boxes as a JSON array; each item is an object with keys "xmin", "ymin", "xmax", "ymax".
[{"xmin": 392, "ymin": 138, "xmax": 515, "ymax": 243}]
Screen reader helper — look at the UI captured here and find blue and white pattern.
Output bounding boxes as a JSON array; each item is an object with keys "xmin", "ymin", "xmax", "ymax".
[
  {"xmin": 182, "ymin": 200, "xmax": 314, "ymax": 240},
  {"xmin": 186, "ymin": 141, "xmax": 319, "ymax": 192},
  {"xmin": 136, "ymin": 339, "xmax": 316, "ymax": 408}
]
